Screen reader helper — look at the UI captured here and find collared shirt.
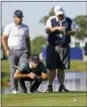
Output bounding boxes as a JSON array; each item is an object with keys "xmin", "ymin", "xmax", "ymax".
[
  {"xmin": 45, "ymin": 15, "xmax": 73, "ymax": 45},
  {"xmin": 45, "ymin": 16, "xmax": 67, "ymax": 38},
  {"xmin": 19, "ymin": 61, "xmax": 47, "ymax": 76},
  {"xmin": 45, "ymin": 15, "xmax": 66, "ymax": 29},
  {"xmin": 3, "ymin": 22, "xmax": 29, "ymax": 49},
  {"xmin": 45, "ymin": 15, "xmax": 76, "ymax": 31}
]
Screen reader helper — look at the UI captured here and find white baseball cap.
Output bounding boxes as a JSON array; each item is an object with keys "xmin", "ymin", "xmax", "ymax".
[{"xmin": 54, "ymin": 5, "xmax": 64, "ymax": 16}]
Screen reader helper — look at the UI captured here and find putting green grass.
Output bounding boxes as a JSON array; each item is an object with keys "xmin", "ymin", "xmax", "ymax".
[{"xmin": 2, "ymin": 92, "xmax": 87, "ymax": 107}]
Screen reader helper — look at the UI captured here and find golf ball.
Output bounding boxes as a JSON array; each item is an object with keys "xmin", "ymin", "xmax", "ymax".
[{"xmin": 74, "ymin": 98, "xmax": 77, "ymax": 102}]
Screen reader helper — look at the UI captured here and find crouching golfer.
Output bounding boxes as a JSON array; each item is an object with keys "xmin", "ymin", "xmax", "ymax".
[{"xmin": 13, "ymin": 54, "xmax": 47, "ymax": 93}]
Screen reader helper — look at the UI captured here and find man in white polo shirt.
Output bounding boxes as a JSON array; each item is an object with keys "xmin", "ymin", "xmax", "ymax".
[{"xmin": 2, "ymin": 10, "xmax": 31, "ymax": 94}]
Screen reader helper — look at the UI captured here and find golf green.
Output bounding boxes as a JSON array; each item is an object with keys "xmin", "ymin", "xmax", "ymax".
[{"xmin": 2, "ymin": 92, "xmax": 87, "ymax": 107}]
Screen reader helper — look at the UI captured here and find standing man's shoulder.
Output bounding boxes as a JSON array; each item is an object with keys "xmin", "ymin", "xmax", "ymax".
[
  {"xmin": 66, "ymin": 17, "xmax": 72, "ymax": 23},
  {"xmin": 4, "ymin": 23, "xmax": 13, "ymax": 29},
  {"xmin": 3, "ymin": 23, "xmax": 14, "ymax": 35},
  {"xmin": 46, "ymin": 16, "xmax": 56, "ymax": 23},
  {"xmin": 21, "ymin": 24, "xmax": 29, "ymax": 37},
  {"xmin": 22, "ymin": 23, "xmax": 29, "ymax": 30},
  {"xmin": 45, "ymin": 16, "xmax": 56, "ymax": 29},
  {"xmin": 5, "ymin": 23, "xmax": 16, "ymax": 27}
]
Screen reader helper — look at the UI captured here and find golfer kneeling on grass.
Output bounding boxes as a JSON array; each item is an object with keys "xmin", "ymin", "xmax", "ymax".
[{"xmin": 13, "ymin": 54, "xmax": 47, "ymax": 93}]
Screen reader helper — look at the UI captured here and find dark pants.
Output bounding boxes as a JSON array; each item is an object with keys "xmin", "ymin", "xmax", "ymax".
[
  {"xmin": 8, "ymin": 49, "xmax": 29, "ymax": 91},
  {"xmin": 19, "ymin": 77, "xmax": 42, "ymax": 92},
  {"xmin": 46, "ymin": 44, "xmax": 70, "ymax": 70}
]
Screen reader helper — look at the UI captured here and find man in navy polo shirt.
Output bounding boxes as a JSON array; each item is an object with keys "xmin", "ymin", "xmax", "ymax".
[{"xmin": 45, "ymin": 5, "xmax": 75, "ymax": 92}]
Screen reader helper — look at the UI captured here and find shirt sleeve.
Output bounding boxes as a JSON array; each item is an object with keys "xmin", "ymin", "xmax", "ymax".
[
  {"xmin": 19, "ymin": 63, "xmax": 30, "ymax": 73},
  {"xmin": 3, "ymin": 25, "xmax": 10, "ymax": 36},
  {"xmin": 45, "ymin": 17, "xmax": 52, "ymax": 29},
  {"xmin": 40, "ymin": 63, "xmax": 47, "ymax": 73},
  {"xmin": 25, "ymin": 25, "xmax": 29, "ymax": 38}
]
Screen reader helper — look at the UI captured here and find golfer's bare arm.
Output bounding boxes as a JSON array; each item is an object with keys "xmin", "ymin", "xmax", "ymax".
[
  {"xmin": 41, "ymin": 72, "xmax": 48, "ymax": 80},
  {"xmin": 2, "ymin": 35, "xmax": 10, "ymax": 57},
  {"xmin": 46, "ymin": 27, "xmax": 58, "ymax": 33},
  {"xmin": 46, "ymin": 26, "xmax": 65, "ymax": 34},
  {"xmin": 14, "ymin": 69, "xmax": 36, "ymax": 79},
  {"xmin": 2, "ymin": 35, "xmax": 9, "ymax": 50},
  {"xmin": 14, "ymin": 69, "xmax": 29, "ymax": 79}
]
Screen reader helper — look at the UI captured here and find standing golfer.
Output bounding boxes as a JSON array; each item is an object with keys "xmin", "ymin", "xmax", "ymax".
[
  {"xmin": 45, "ymin": 5, "xmax": 76, "ymax": 92},
  {"xmin": 2, "ymin": 10, "xmax": 31, "ymax": 94}
]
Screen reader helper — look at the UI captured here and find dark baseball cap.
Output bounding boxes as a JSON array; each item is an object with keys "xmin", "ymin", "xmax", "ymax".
[
  {"xmin": 14, "ymin": 10, "xmax": 24, "ymax": 18},
  {"xmin": 30, "ymin": 54, "xmax": 39, "ymax": 62}
]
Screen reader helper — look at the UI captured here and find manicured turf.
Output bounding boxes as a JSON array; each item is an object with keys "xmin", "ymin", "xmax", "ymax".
[
  {"xmin": 70, "ymin": 60, "xmax": 86, "ymax": 71},
  {"xmin": 2, "ymin": 92, "xmax": 87, "ymax": 107},
  {"xmin": 1, "ymin": 60, "xmax": 87, "ymax": 106}
]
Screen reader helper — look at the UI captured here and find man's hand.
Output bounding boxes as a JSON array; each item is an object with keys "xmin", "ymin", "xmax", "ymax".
[
  {"xmin": 28, "ymin": 72, "xmax": 38, "ymax": 79},
  {"xmin": 47, "ymin": 26, "xmax": 65, "ymax": 33},
  {"xmin": 56, "ymin": 26, "xmax": 66, "ymax": 31}
]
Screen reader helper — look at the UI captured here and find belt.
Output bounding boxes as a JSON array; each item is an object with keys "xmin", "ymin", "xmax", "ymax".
[{"xmin": 9, "ymin": 46, "xmax": 26, "ymax": 50}]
